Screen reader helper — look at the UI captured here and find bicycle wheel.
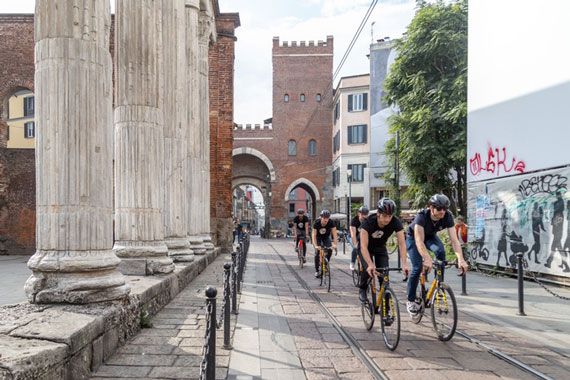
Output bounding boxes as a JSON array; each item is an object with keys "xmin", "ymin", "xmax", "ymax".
[
  {"xmin": 380, "ymin": 287, "xmax": 401, "ymax": 351},
  {"xmin": 430, "ymin": 283, "xmax": 458, "ymax": 341},
  {"xmin": 298, "ymin": 241, "xmax": 304, "ymax": 269},
  {"xmin": 387, "ymin": 235, "xmax": 398, "ymax": 255},
  {"xmin": 320, "ymin": 253, "xmax": 325, "ymax": 287},
  {"xmin": 325, "ymin": 259, "xmax": 331, "ymax": 292},
  {"xmin": 352, "ymin": 259, "xmax": 360, "ymax": 287},
  {"xmin": 361, "ymin": 281, "xmax": 375, "ymax": 330}
]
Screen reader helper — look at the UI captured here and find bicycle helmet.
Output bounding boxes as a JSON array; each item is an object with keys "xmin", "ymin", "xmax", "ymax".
[
  {"xmin": 377, "ymin": 197, "xmax": 396, "ymax": 215},
  {"xmin": 428, "ymin": 194, "xmax": 450, "ymax": 210},
  {"xmin": 297, "ymin": 209, "xmax": 305, "ymax": 214},
  {"xmin": 358, "ymin": 206, "xmax": 369, "ymax": 215},
  {"xmin": 320, "ymin": 209, "xmax": 331, "ymax": 218}
]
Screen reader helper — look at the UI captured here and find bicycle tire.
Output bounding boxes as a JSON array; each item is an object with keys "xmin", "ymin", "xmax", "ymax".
[
  {"xmin": 352, "ymin": 260, "xmax": 360, "ymax": 287},
  {"xmin": 471, "ymin": 247, "xmax": 478, "ymax": 260},
  {"xmin": 380, "ymin": 287, "xmax": 401, "ymax": 351},
  {"xmin": 481, "ymin": 247, "xmax": 489, "ymax": 261},
  {"xmin": 298, "ymin": 240, "xmax": 304, "ymax": 269},
  {"xmin": 320, "ymin": 252, "xmax": 325, "ymax": 287},
  {"xmin": 326, "ymin": 259, "xmax": 331, "ymax": 292},
  {"xmin": 387, "ymin": 235, "xmax": 398, "ymax": 255},
  {"xmin": 361, "ymin": 280, "xmax": 375, "ymax": 330},
  {"xmin": 430, "ymin": 283, "xmax": 458, "ymax": 341}
]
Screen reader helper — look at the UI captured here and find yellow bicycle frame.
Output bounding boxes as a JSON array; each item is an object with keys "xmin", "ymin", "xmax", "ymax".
[{"xmin": 423, "ymin": 268, "xmax": 448, "ymax": 308}]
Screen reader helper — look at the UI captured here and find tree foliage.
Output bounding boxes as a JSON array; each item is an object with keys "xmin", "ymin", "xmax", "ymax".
[{"xmin": 384, "ymin": 0, "xmax": 467, "ymax": 213}]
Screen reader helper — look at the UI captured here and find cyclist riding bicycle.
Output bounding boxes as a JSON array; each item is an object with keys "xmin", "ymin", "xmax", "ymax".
[
  {"xmin": 406, "ymin": 194, "xmax": 469, "ymax": 317},
  {"xmin": 312, "ymin": 209, "xmax": 338, "ymax": 278},
  {"xmin": 349, "ymin": 206, "xmax": 369, "ymax": 270},
  {"xmin": 359, "ymin": 198, "xmax": 409, "ymax": 302},
  {"xmin": 293, "ymin": 208, "xmax": 310, "ymax": 263}
]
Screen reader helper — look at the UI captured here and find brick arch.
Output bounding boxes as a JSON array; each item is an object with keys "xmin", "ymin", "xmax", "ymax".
[
  {"xmin": 283, "ymin": 178, "xmax": 321, "ymax": 202},
  {"xmin": 232, "ymin": 147, "xmax": 276, "ymax": 182},
  {"xmin": 0, "ymin": 79, "xmax": 34, "ymax": 119}
]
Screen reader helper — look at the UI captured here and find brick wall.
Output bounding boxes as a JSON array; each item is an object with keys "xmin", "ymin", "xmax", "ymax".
[
  {"xmin": 233, "ymin": 36, "xmax": 334, "ymax": 230},
  {"xmin": 0, "ymin": 15, "xmax": 35, "ymax": 254},
  {"xmin": 209, "ymin": 13, "xmax": 240, "ymax": 252}
]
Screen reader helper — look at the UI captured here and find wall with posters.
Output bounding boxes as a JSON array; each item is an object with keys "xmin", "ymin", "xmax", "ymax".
[{"xmin": 467, "ymin": 167, "xmax": 570, "ymax": 277}]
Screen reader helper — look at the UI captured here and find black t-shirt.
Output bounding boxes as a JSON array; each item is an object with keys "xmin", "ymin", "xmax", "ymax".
[
  {"xmin": 407, "ymin": 209, "xmax": 454, "ymax": 240},
  {"xmin": 313, "ymin": 218, "xmax": 334, "ymax": 240},
  {"xmin": 293, "ymin": 215, "xmax": 309, "ymax": 233},
  {"xmin": 350, "ymin": 216, "xmax": 363, "ymax": 244},
  {"xmin": 361, "ymin": 214, "xmax": 403, "ymax": 253}
]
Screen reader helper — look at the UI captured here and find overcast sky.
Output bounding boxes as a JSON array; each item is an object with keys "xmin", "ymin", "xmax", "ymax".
[{"xmin": 1, "ymin": 0, "xmax": 417, "ymax": 122}]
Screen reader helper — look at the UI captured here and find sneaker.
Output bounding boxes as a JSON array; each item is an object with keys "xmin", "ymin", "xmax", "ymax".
[
  {"xmin": 302, "ymin": 257, "xmax": 306, "ymax": 263},
  {"xmin": 315, "ymin": 271, "xmax": 321, "ymax": 278},
  {"xmin": 406, "ymin": 301, "xmax": 421, "ymax": 317},
  {"xmin": 350, "ymin": 262, "xmax": 355, "ymax": 271},
  {"xmin": 358, "ymin": 288, "xmax": 367, "ymax": 303}
]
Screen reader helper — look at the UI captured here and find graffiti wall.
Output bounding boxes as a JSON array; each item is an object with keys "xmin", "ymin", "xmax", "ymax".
[{"xmin": 467, "ymin": 166, "xmax": 570, "ymax": 278}]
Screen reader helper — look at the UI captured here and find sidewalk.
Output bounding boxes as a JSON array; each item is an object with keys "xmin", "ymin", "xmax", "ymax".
[{"xmin": 0, "ymin": 255, "xmax": 31, "ymax": 305}]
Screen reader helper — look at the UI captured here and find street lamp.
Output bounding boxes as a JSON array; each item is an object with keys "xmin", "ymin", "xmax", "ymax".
[{"xmin": 347, "ymin": 168, "xmax": 353, "ymax": 226}]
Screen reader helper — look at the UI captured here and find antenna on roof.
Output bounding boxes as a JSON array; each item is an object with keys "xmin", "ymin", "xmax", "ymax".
[{"xmin": 371, "ymin": 21, "xmax": 375, "ymax": 44}]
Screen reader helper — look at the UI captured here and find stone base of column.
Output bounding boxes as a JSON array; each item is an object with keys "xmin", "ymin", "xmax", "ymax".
[
  {"xmin": 166, "ymin": 237, "xmax": 195, "ymax": 263},
  {"xmin": 188, "ymin": 235, "xmax": 207, "ymax": 255},
  {"xmin": 202, "ymin": 234, "xmax": 215, "ymax": 253},
  {"xmin": 25, "ymin": 250, "xmax": 130, "ymax": 304},
  {"xmin": 113, "ymin": 241, "xmax": 175, "ymax": 275}
]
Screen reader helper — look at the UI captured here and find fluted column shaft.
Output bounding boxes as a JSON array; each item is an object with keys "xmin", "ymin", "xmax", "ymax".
[
  {"xmin": 185, "ymin": 2, "xmax": 206, "ymax": 255},
  {"xmin": 199, "ymin": 11, "xmax": 215, "ymax": 252},
  {"xmin": 162, "ymin": 0, "xmax": 194, "ymax": 262},
  {"xmin": 26, "ymin": 0, "xmax": 129, "ymax": 303},
  {"xmin": 113, "ymin": 0, "xmax": 174, "ymax": 275}
]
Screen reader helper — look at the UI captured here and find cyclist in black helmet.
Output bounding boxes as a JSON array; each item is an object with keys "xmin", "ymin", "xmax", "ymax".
[
  {"xmin": 405, "ymin": 194, "xmax": 468, "ymax": 317},
  {"xmin": 359, "ymin": 198, "xmax": 409, "ymax": 302},
  {"xmin": 293, "ymin": 208, "xmax": 310, "ymax": 262},
  {"xmin": 349, "ymin": 206, "xmax": 369, "ymax": 270},
  {"xmin": 312, "ymin": 209, "xmax": 338, "ymax": 278}
]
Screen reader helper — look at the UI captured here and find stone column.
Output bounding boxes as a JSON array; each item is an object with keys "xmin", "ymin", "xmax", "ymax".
[
  {"xmin": 185, "ymin": 1, "xmax": 206, "ymax": 255},
  {"xmin": 162, "ymin": 0, "xmax": 194, "ymax": 263},
  {"xmin": 199, "ymin": 11, "xmax": 216, "ymax": 253},
  {"xmin": 25, "ymin": 0, "xmax": 129, "ymax": 303},
  {"xmin": 113, "ymin": 0, "xmax": 174, "ymax": 275}
]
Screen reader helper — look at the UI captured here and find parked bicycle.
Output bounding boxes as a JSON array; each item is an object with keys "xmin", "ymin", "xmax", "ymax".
[
  {"xmin": 411, "ymin": 258, "xmax": 458, "ymax": 341},
  {"xmin": 361, "ymin": 266, "xmax": 401, "ymax": 351}
]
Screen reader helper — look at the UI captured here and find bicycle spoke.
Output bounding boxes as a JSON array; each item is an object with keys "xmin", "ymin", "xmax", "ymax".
[
  {"xmin": 430, "ymin": 283, "xmax": 458, "ymax": 341},
  {"xmin": 361, "ymin": 282, "xmax": 375, "ymax": 330},
  {"xmin": 380, "ymin": 287, "xmax": 400, "ymax": 351}
]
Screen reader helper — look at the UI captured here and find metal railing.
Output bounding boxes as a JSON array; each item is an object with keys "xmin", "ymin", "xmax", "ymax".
[{"xmin": 199, "ymin": 233, "xmax": 250, "ymax": 380}]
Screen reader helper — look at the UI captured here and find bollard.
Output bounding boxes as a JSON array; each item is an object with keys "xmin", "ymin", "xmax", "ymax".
[
  {"xmin": 205, "ymin": 287, "xmax": 217, "ymax": 380},
  {"xmin": 237, "ymin": 245, "xmax": 242, "ymax": 294},
  {"xmin": 461, "ymin": 271, "xmax": 467, "ymax": 295},
  {"xmin": 231, "ymin": 251, "xmax": 238, "ymax": 314},
  {"xmin": 516, "ymin": 252, "xmax": 526, "ymax": 316},
  {"xmin": 223, "ymin": 263, "xmax": 232, "ymax": 349}
]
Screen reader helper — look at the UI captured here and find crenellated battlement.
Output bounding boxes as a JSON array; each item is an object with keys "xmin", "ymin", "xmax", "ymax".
[
  {"xmin": 234, "ymin": 123, "xmax": 273, "ymax": 131},
  {"xmin": 272, "ymin": 36, "xmax": 333, "ymax": 51}
]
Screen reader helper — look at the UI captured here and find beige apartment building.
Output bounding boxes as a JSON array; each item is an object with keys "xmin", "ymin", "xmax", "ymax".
[
  {"xmin": 5, "ymin": 89, "xmax": 35, "ymax": 149},
  {"xmin": 331, "ymin": 74, "xmax": 370, "ymax": 221}
]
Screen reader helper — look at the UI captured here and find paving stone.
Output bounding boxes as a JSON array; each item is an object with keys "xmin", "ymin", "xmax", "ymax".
[
  {"xmin": 93, "ymin": 365, "xmax": 152, "ymax": 378},
  {"xmin": 106, "ymin": 353, "xmax": 176, "ymax": 367}
]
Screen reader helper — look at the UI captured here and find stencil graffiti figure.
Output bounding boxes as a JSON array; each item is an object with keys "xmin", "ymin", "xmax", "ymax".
[
  {"xmin": 528, "ymin": 202, "xmax": 546, "ymax": 264},
  {"xmin": 496, "ymin": 208, "xmax": 509, "ymax": 267},
  {"xmin": 545, "ymin": 191, "xmax": 564, "ymax": 268},
  {"xmin": 560, "ymin": 200, "xmax": 570, "ymax": 272}
]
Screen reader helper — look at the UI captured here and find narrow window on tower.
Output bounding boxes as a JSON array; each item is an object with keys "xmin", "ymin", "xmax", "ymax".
[
  {"xmin": 316, "ymin": 93, "xmax": 321, "ymax": 102},
  {"xmin": 284, "ymin": 94, "xmax": 289, "ymax": 102},
  {"xmin": 300, "ymin": 93, "xmax": 305, "ymax": 102},
  {"xmin": 288, "ymin": 140, "xmax": 297, "ymax": 156},
  {"xmin": 309, "ymin": 139, "xmax": 317, "ymax": 156}
]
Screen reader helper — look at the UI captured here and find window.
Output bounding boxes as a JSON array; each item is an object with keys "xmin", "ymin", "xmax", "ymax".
[
  {"xmin": 288, "ymin": 140, "xmax": 297, "ymax": 156},
  {"xmin": 347, "ymin": 125, "xmax": 367, "ymax": 144},
  {"xmin": 24, "ymin": 122, "xmax": 35, "ymax": 138},
  {"xmin": 333, "ymin": 131, "xmax": 340, "ymax": 153},
  {"xmin": 348, "ymin": 164, "xmax": 366, "ymax": 182},
  {"xmin": 23, "ymin": 96, "xmax": 35, "ymax": 117},
  {"xmin": 334, "ymin": 101, "xmax": 340, "ymax": 123},
  {"xmin": 348, "ymin": 93, "xmax": 368, "ymax": 112},
  {"xmin": 332, "ymin": 167, "xmax": 340, "ymax": 187},
  {"xmin": 284, "ymin": 94, "xmax": 289, "ymax": 102},
  {"xmin": 308, "ymin": 139, "xmax": 317, "ymax": 156},
  {"xmin": 289, "ymin": 203, "xmax": 295, "ymax": 213},
  {"xmin": 300, "ymin": 93, "xmax": 305, "ymax": 102},
  {"xmin": 316, "ymin": 93, "xmax": 321, "ymax": 102}
]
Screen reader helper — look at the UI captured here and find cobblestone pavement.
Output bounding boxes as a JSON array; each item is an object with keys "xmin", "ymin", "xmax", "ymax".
[{"xmin": 90, "ymin": 237, "xmax": 570, "ymax": 379}]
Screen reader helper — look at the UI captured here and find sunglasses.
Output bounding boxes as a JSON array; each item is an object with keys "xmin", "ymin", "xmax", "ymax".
[{"xmin": 434, "ymin": 206, "xmax": 447, "ymax": 212}]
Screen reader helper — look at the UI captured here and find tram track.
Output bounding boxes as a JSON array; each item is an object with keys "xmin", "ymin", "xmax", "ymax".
[{"xmin": 269, "ymin": 242, "xmax": 554, "ymax": 380}]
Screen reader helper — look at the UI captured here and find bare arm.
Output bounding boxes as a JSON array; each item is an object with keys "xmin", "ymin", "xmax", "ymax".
[
  {"xmin": 360, "ymin": 230, "xmax": 374, "ymax": 268},
  {"xmin": 413, "ymin": 225, "xmax": 431, "ymax": 260},
  {"xmin": 332, "ymin": 227, "xmax": 338, "ymax": 248},
  {"xmin": 350, "ymin": 226, "xmax": 357, "ymax": 243},
  {"xmin": 396, "ymin": 230, "xmax": 409, "ymax": 273},
  {"xmin": 312, "ymin": 229, "xmax": 317, "ymax": 247},
  {"xmin": 448, "ymin": 227, "xmax": 464, "ymax": 260}
]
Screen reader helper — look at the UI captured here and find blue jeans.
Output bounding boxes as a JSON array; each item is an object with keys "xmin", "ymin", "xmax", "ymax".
[{"xmin": 406, "ymin": 236, "xmax": 446, "ymax": 302}]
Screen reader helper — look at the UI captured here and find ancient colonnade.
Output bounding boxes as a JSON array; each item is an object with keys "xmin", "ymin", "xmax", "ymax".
[{"xmin": 25, "ymin": 0, "xmax": 216, "ymax": 304}]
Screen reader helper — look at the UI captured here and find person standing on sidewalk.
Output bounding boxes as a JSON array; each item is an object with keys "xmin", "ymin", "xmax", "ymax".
[
  {"xmin": 405, "ymin": 194, "xmax": 468, "ymax": 317},
  {"xmin": 349, "ymin": 206, "xmax": 369, "ymax": 271},
  {"xmin": 359, "ymin": 198, "xmax": 409, "ymax": 302}
]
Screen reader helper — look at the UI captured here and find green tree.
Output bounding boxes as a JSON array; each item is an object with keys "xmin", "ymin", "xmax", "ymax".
[{"xmin": 384, "ymin": 0, "xmax": 467, "ymax": 214}]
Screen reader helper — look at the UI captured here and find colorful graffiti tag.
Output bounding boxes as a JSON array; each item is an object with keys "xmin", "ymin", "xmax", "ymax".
[
  {"xmin": 469, "ymin": 145, "xmax": 526, "ymax": 178},
  {"xmin": 467, "ymin": 166, "xmax": 570, "ymax": 278}
]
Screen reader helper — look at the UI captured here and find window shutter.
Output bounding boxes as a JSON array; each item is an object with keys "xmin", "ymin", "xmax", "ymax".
[
  {"xmin": 348, "ymin": 95, "xmax": 353, "ymax": 112},
  {"xmin": 347, "ymin": 126, "xmax": 352, "ymax": 144},
  {"xmin": 363, "ymin": 93, "xmax": 368, "ymax": 111},
  {"xmin": 363, "ymin": 125, "xmax": 367, "ymax": 143}
]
